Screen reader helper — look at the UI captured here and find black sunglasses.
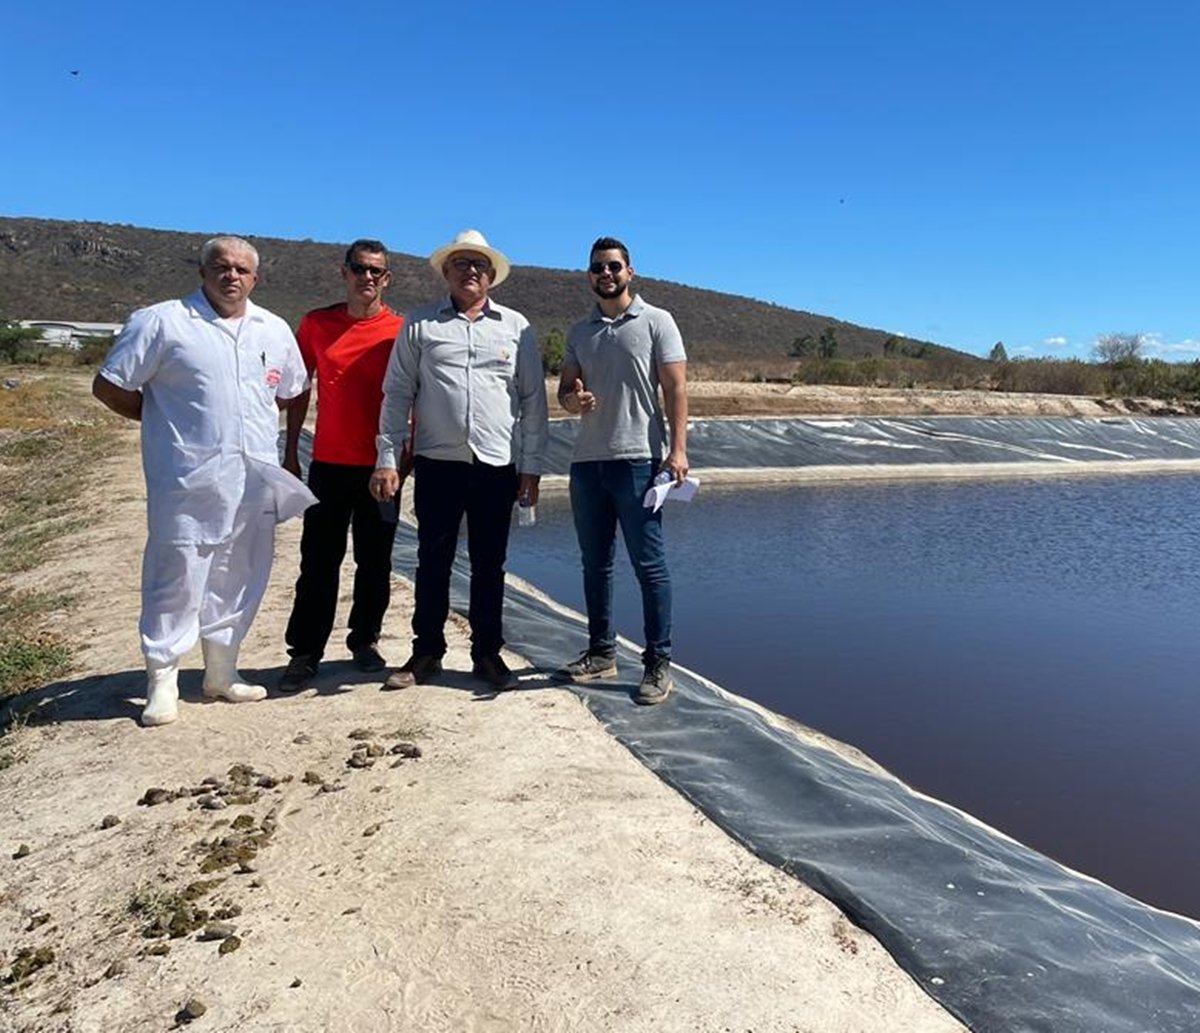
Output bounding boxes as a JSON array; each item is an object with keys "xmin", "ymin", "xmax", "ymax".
[
  {"xmin": 589, "ymin": 260, "xmax": 625, "ymax": 275},
  {"xmin": 346, "ymin": 261, "xmax": 389, "ymax": 278}
]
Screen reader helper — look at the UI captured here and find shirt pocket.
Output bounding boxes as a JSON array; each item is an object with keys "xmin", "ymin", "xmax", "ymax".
[{"xmin": 475, "ymin": 341, "xmax": 515, "ymax": 375}]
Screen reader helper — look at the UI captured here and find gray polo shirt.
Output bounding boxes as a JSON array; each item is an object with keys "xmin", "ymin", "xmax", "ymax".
[
  {"xmin": 564, "ymin": 296, "xmax": 687, "ymax": 463},
  {"xmin": 376, "ymin": 296, "xmax": 548, "ymax": 473}
]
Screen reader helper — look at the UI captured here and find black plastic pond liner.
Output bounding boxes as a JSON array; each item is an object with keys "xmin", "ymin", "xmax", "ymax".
[
  {"xmin": 545, "ymin": 414, "xmax": 1200, "ymax": 473},
  {"xmin": 368, "ymin": 415, "xmax": 1200, "ymax": 1032}
]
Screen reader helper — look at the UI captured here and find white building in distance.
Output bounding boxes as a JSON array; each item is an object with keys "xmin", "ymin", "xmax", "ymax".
[{"xmin": 19, "ymin": 320, "xmax": 122, "ymax": 350}]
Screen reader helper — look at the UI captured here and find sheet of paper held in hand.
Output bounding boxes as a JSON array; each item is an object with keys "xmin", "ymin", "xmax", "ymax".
[{"xmin": 643, "ymin": 472, "xmax": 701, "ymax": 513}]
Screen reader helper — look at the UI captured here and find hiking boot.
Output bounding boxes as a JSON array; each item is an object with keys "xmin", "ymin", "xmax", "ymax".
[
  {"xmin": 279, "ymin": 654, "xmax": 319, "ymax": 693},
  {"xmin": 352, "ymin": 644, "xmax": 387, "ymax": 673},
  {"xmin": 560, "ymin": 650, "xmax": 618, "ymax": 682},
  {"xmin": 635, "ymin": 658, "xmax": 673, "ymax": 706},
  {"xmin": 382, "ymin": 654, "xmax": 442, "ymax": 691},
  {"xmin": 472, "ymin": 653, "xmax": 519, "ymax": 691}
]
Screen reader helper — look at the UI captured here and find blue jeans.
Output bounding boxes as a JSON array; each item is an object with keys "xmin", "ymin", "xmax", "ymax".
[{"xmin": 569, "ymin": 460, "xmax": 671, "ymax": 665}]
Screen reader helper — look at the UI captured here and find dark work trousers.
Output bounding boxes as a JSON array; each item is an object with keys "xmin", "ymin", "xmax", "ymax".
[
  {"xmin": 411, "ymin": 455, "xmax": 518, "ymax": 662},
  {"xmin": 284, "ymin": 460, "xmax": 398, "ymax": 659}
]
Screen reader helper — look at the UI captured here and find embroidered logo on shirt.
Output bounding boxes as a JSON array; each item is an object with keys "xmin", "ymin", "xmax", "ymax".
[{"xmin": 265, "ymin": 368, "xmax": 282, "ymax": 386}]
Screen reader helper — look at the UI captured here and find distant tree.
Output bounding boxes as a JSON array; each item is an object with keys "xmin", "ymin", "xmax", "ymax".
[
  {"xmin": 541, "ymin": 327, "xmax": 565, "ymax": 375},
  {"xmin": 1093, "ymin": 332, "xmax": 1144, "ymax": 365},
  {"xmin": 989, "ymin": 341, "xmax": 1008, "ymax": 362},
  {"xmin": 883, "ymin": 336, "xmax": 898, "ymax": 356},
  {"xmin": 0, "ymin": 320, "xmax": 44, "ymax": 363},
  {"xmin": 789, "ymin": 334, "xmax": 814, "ymax": 357},
  {"xmin": 817, "ymin": 327, "xmax": 838, "ymax": 359}
]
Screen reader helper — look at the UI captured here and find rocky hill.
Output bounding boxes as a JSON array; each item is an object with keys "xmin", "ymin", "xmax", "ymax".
[{"xmin": 0, "ymin": 216, "xmax": 967, "ymax": 365}]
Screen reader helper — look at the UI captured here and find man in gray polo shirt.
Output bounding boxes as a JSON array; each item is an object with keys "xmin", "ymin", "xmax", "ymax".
[
  {"xmin": 556, "ymin": 236, "xmax": 689, "ymax": 704},
  {"xmin": 372, "ymin": 229, "xmax": 548, "ymax": 691}
]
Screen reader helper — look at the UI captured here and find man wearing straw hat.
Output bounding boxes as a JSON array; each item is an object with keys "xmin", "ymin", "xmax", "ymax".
[{"xmin": 371, "ymin": 229, "xmax": 548, "ymax": 691}]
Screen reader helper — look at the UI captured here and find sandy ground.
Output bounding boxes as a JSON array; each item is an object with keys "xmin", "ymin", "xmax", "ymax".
[{"xmin": 0, "ymin": 414, "xmax": 966, "ymax": 1030}]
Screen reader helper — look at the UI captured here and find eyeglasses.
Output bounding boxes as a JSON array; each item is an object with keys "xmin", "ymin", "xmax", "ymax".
[
  {"xmin": 589, "ymin": 260, "xmax": 625, "ymax": 276},
  {"xmin": 449, "ymin": 256, "xmax": 492, "ymax": 274},
  {"xmin": 346, "ymin": 261, "xmax": 389, "ymax": 278}
]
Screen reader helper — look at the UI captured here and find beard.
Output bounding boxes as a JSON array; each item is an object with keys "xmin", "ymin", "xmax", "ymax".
[{"xmin": 591, "ymin": 278, "xmax": 626, "ymax": 299}]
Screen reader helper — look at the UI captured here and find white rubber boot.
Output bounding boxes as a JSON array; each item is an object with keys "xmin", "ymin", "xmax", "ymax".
[
  {"xmin": 201, "ymin": 640, "xmax": 267, "ymax": 704},
  {"xmin": 142, "ymin": 661, "xmax": 180, "ymax": 727}
]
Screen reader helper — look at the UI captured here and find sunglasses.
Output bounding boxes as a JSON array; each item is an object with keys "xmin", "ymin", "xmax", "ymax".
[
  {"xmin": 449, "ymin": 256, "xmax": 492, "ymax": 273},
  {"xmin": 346, "ymin": 261, "xmax": 389, "ymax": 278},
  {"xmin": 589, "ymin": 260, "xmax": 625, "ymax": 275}
]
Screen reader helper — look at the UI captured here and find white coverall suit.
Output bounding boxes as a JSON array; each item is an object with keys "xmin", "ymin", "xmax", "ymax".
[{"xmin": 99, "ymin": 289, "xmax": 313, "ymax": 665}]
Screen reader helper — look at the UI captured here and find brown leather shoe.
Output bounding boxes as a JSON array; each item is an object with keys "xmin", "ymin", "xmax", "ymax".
[
  {"xmin": 471, "ymin": 654, "xmax": 519, "ymax": 691},
  {"xmin": 382, "ymin": 654, "xmax": 442, "ymax": 690}
]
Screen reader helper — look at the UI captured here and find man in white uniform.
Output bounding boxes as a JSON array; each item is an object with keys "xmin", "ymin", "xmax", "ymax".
[{"xmin": 93, "ymin": 236, "xmax": 312, "ymax": 727}]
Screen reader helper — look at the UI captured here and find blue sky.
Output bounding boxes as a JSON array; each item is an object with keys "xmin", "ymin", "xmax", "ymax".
[{"xmin": 2, "ymin": 1, "xmax": 1198, "ymax": 360}]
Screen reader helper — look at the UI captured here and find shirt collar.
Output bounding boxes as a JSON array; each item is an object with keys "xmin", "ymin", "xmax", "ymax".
[
  {"xmin": 589, "ymin": 294, "xmax": 644, "ymax": 323},
  {"xmin": 437, "ymin": 295, "xmax": 501, "ymax": 320}
]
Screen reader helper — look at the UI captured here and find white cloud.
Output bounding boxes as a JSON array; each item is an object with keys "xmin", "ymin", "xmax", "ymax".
[
  {"xmin": 1042, "ymin": 335, "xmax": 1068, "ymax": 348},
  {"xmin": 1142, "ymin": 333, "xmax": 1200, "ymax": 359}
]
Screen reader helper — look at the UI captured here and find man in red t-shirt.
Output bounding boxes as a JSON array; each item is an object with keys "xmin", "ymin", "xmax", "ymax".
[{"xmin": 279, "ymin": 239, "xmax": 406, "ymax": 689}]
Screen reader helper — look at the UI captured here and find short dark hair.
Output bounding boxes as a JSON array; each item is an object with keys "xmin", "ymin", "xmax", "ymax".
[
  {"xmin": 345, "ymin": 239, "xmax": 389, "ymax": 266},
  {"xmin": 590, "ymin": 236, "xmax": 630, "ymax": 266}
]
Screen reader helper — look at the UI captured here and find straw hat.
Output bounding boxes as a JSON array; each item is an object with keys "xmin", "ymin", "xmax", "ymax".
[{"xmin": 428, "ymin": 229, "xmax": 511, "ymax": 287}]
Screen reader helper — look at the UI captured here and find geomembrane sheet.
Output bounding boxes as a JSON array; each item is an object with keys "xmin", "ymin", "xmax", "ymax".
[{"xmin": 396, "ymin": 416, "xmax": 1200, "ymax": 1031}]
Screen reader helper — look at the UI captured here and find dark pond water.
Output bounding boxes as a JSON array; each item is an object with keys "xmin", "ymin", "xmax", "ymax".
[{"xmin": 505, "ymin": 473, "xmax": 1200, "ymax": 919}]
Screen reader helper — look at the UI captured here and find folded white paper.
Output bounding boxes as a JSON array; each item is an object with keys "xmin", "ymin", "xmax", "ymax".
[
  {"xmin": 249, "ymin": 458, "xmax": 319, "ymax": 523},
  {"xmin": 643, "ymin": 472, "xmax": 701, "ymax": 513}
]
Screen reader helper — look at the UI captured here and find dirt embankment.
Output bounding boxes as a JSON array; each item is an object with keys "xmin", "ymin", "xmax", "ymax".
[
  {"xmin": 0, "ymin": 375, "xmax": 965, "ymax": 1033},
  {"xmin": 682, "ymin": 382, "xmax": 1200, "ymax": 419}
]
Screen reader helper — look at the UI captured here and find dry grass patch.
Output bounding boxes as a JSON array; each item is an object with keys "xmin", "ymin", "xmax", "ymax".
[{"xmin": 0, "ymin": 368, "xmax": 123, "ymax": 704}]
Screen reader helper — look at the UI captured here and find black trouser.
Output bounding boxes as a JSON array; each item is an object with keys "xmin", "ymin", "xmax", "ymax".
[
  {"xmin": 285, "ymin": 460, "xmax": 398, "ymax": 659},
  {"xmin": 411, "ymin": 455, "xmax": 518, "ymax": 662}
]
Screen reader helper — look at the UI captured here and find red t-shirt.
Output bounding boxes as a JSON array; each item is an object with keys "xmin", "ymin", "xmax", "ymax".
[{"xmin": 297, "ymin": 303, "xmax": 404, "ymax": 465}]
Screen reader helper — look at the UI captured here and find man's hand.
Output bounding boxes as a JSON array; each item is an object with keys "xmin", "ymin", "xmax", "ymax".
[
  {"xmin": 370, "ymin": 467, "xmax": 400, "ymax": 501},
  {"xmin": 559, "ymin": 377, "xmax": 597, "ymax": 415},
  {"xmin": 570, "ymin": 378, "xmax": 598, "ymax": 414},
  {"xmin": 517, "ymin": 472, "xmax": 541, "ymax": 507},
  {"xmin": 662, "ymin": 448, "xmax": 689, "ymax": 486},
  {"xmin": 282, "ymin": 452, "xmax": 302, "ymax": 479}
]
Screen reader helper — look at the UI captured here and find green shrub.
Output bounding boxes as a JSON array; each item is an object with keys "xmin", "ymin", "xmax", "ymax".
[{"xmin": 541, "ymin": 328, "xmax": 565, "ymax": 375}]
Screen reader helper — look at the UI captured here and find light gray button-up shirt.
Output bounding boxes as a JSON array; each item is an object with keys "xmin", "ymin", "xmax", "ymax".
[{"xmin": 376, "ymin": 295, "xmax": 549, "ymax": 474}]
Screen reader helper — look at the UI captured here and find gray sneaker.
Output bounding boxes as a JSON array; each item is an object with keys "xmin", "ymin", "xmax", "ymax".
[
  {"xmin": 561, "ymin": 650, "xmax": 618, "ymax": 682},
  {"xmin": 635, "ymin": 658, "xmax": 673, "ymax": 705}
]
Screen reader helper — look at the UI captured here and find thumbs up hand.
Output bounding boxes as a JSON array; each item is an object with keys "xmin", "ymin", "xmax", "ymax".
[{"xmin": 573, "ymin": 377, "xmax": 598, "ymax": 414}]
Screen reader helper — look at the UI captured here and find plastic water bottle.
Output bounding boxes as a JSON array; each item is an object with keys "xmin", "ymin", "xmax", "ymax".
[{"xmin": 517, "ymin": 491, "xmax": 536, "ymax": 528}]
